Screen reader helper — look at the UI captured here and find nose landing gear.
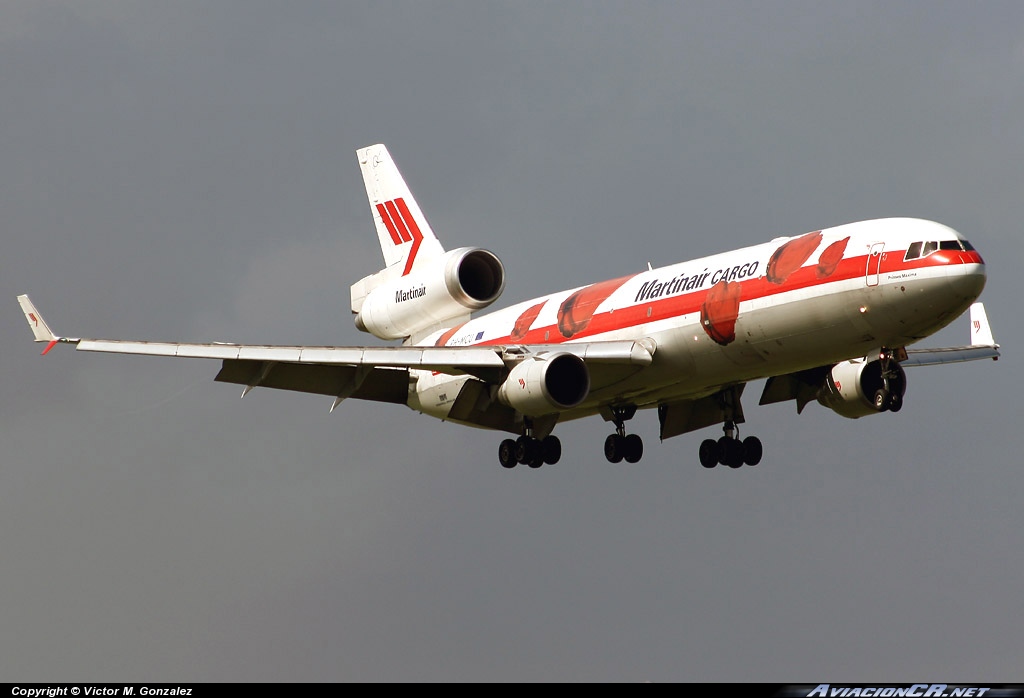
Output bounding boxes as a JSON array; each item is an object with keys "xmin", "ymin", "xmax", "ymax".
[{"xmin": 873, "ymin": 347, "xmax": 906, "ymax": 413}]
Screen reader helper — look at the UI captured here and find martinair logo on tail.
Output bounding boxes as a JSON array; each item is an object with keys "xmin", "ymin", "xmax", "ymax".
[{"xmin": 375, "ymin": 197, "xmax": 424, "ymax": 276}]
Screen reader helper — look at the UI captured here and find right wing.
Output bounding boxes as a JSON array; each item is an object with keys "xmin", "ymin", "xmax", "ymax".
[{"xmin": 17, "ymin": 294, "xmax": 654, "ymax": 412}]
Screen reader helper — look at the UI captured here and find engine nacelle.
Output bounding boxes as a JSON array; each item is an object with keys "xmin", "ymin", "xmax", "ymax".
[
  {"xmin": 817, "ymin": 358, "xmax": 907, "ymax": 419},
  {"xmin": 497, "ymin": 353, "xmax": 591, "ymax": 417},
  {"xmin": 354, "ymin": 247, "xmax": 505, "ymax": 340}
]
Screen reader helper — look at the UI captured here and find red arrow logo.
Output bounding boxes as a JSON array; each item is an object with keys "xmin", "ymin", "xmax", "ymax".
[{"xmin": 375, "ymin": 197, "xmax": 424, "ymax": 276}]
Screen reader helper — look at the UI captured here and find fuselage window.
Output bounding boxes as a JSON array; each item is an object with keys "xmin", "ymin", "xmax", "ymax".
[
  {"xmin": 922, "ymin": 241, "xmax": 938, "ymax": 256},
  {"xmin": 904, "ymin": 241, "xmax": 923, "ymax": 261}
]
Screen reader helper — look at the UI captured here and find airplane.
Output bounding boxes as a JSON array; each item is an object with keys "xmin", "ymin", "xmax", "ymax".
[{"xmin": 18, "ymin": 144, "xmax": 1000, "ymax": 469}]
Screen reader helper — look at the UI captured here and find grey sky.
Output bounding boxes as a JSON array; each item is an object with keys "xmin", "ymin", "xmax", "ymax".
[{"xmin": 2, "ymin": 1, "xmax": 1022, "ymax": 682}]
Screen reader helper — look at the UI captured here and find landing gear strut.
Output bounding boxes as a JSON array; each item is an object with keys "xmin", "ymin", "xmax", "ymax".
[
  {"xmin": 498, "ymin": 418, "xmax": 561, "ymax": 469},
  {"xmin": 696, "ymin": 386, "xmax": 762, "ymax": 469},
  {"xmin": 604, "ymin": 405, "xmax": 643, "ymax": 463},
  {"xmin": 873, "ymin": 347, "xmax": 905, "ymax": 413}
]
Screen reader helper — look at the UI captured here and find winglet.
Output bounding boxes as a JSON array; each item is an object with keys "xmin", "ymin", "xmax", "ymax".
[
  {"xmin": 969, "ymin": 302, "xmax": 997, "ymax": 348},
  {"xmin": 17, "ymin": 294, "xmax": 67, "ymax": 355}
]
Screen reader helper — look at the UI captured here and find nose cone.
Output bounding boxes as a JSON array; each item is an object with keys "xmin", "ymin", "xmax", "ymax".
[{"xmin": 946, "ymin": 250, "xmax": 986, "ymax": 303}]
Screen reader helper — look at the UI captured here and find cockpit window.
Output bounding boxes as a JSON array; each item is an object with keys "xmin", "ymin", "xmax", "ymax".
[{"xmin": 905, "ymin": 239, "xmax": 966, "ymax": 261}]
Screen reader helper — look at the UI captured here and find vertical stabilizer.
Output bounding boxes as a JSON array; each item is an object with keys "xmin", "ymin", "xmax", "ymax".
[{"xmin": 357, "ymin": 144, "xmax": 444, "ymax": 275}]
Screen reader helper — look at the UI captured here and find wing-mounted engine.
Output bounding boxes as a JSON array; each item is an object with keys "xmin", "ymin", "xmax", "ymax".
[
  {"xmin": 497, "ymin": 352, "xmax": 591, "ymax": 417},
  {"xmin": 817, "ymin": 357, "xmax": 907, "ymax": 418},
  {"xmin": 352, "ymin": 247, "xmax": 505, "ymax": 340}
]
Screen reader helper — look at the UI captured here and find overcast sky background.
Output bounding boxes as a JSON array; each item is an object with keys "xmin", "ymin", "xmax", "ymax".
[{"xmin": 2, "ymin": 1, "xmax": 1022, "ymax": 683}]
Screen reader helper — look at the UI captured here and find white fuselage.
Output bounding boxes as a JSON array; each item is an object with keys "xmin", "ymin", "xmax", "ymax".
[{"xmin": 409, "ymin": 218, "xmax": 986, "ymax": 426}]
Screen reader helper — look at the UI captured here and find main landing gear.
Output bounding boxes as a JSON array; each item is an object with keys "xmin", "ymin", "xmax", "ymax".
[
  {"xmin": 698, "ymin": 420, "xmax": 762, "ymax": 469},
  {"xmin": 498, "ymin": 419, "xmax": 561, "ymax": 469},
  {"xmin": 603, "ymin": 405, "xmax": 643, "ymax": 464}
]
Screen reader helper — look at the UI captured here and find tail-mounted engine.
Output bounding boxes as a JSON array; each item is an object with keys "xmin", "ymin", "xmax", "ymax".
[
  {"xmin": 352, "ymin": 247, "xmax": 505, "ymax": 340},
  {"xmin": 817, "ymin": 358, "xmax": 907, "ymax": 419},
  {"xmin": 497, "ymin": 353, "xmax": 591, "ymax": 417}
]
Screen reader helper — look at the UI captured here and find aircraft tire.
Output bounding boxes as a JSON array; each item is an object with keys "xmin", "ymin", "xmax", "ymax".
[
  {"xmin": 499, "ymin": 439, "xmax": 518, "ymax": 468},
  {"xmin": 719, "ymin": 436, "xmax": 744, "ymax": 468},
  {"xmin": 604, "ymin": 434, "xmax": 625, "ymax": 463},
  {"xmin": 699, "ymin": 439, "xmax": 719, "ymax": 468},
  {"xmin": 887, "ymin": 392, "xmax": 903, "ymax": 412},
  {"xmin": 542, "ymin": 435, "xmax": 562, "ymax": 465},
  {"xmin": 874, "ymin": 389, "xmax": 889, "ymax": 412},
  {"xmin": 742, "ymin": 436, "xmax": 763, "ymax": 466},
  {"xmin": 623, "ymin": 434, "xmax": 643, "ymax": 463}
]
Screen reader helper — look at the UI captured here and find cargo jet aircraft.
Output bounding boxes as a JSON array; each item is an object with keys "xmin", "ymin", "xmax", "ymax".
[{"xmin": 19, "ymin": 144, "xmax": 1000, "ymax": 469}]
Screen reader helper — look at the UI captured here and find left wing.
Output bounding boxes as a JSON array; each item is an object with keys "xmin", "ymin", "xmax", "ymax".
[
  {"xmin": 17, "ymin": 295, "xmax": 654, "ymax": 409},
  {"xmin": 900, "ymin": 302, "xmax": 1000, "ymax": 366},
  {"xmin": 759, "ymin": 302, "xmax": 1000, "ymax": 413}
]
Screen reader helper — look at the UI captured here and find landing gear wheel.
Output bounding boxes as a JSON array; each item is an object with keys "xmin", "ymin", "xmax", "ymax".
[
  {"xmin": 719, "ymin": 436, "xmax": 744, "ymax": 468},
  {"xmin": 527, "ymin": 452, "xmax": 544, "ymax": 469},
  {"xmin": 742, "ymin": 436, "xmax": 763, "ymax": 466},
  {"xmin": 623, "ymin": 434, "xmax": 644, "ymax": 463},
  {"xmin": 541, "ymin": 435, "xmax": 562, "ymax": 465},
  {"xmin": 516, "ymin": 436, "xmax": 541, "ymax": 465},
  {"xmin": 699, "ymin": 439, "xmax": 719, "ymax": 468},
  {"xmin": 499, "ymin": 439, "xmax": 518, "ymax": 468},
  {"xmin": 874, "ymin": 388, "xmax": 890, "ymax": 412},
  {"xmin": 887, "ymin": 392, "xmax": 903, "ymax": 412},
  {"xmin": 604, "ymin": 434, "xmax": 625, "ymax": 463}
]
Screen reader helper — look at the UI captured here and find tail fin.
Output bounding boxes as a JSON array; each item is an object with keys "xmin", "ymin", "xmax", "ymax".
[{"xmin": 357, "ymin": 144, "xmax": 444, "ymax": 275}]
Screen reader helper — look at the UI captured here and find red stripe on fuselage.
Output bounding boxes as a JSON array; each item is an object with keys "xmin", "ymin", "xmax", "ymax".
[{"xmin": 446, "ymin": 247, "xmax": 982, "ymax": 348}]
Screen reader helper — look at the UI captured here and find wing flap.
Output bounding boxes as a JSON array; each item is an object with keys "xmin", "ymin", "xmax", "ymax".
[
  {"xmin": 215, "ymin": 361, "xmax": 410, "ymax": 403},
  {"xmin": 659, "ymin": 385, "xmax": 747, "ymax": 440}
]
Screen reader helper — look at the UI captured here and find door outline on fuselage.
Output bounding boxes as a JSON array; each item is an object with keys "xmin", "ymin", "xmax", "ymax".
[{"xmin": 866, "ymin": 242, "xmax": 885, "ymax": 286}]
